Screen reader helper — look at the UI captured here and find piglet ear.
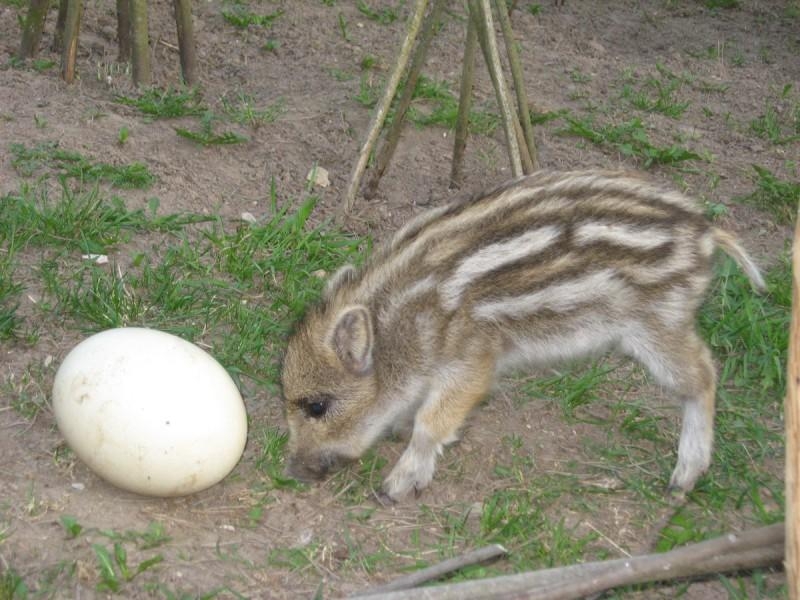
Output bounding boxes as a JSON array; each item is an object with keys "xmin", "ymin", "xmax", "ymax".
[{"xmin": 329, "ymin": 305, "xmax": 374, "ymax": 375}]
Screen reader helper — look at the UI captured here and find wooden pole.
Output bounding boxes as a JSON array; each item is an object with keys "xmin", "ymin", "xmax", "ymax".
[
  {"xmin": 787, "ymin": 211, "xmax": 800, "ymax": 599},
  {"xmin": 449, "ymin": 15, "xmax": 478, "ymax": 188},
  {"xmin": 60, "ymin": 0, "xmax": 82, "ymax": 83},
  {"xmin": 363, "ymin": 0, "xmax": 447, "ymax": 200},
  {"xmin": 493, "ymin": 0, "xmax": 538, "ymax": 170},
  {"xmin": 52, "ymin": 0, "xmax": 67, "ymax": 51},
  {"xmin": 116, "ymin": 0, "xmax": 131, "ymax": 61},
  {"xmin": 129, "ymin": 0, "xmax": 151, "ymax": 86},
  {"xmin": 343, "ymin": 0, "xmax": 429, "ymax": 215},
  {"xmin": 173, "ymin": 0, "xmax": 198, "ymax": 85},
  {"xmin": 467, "ymin": 0, "xmax": 523, "ymax": 177},
  {"xmin": 18, "ymin": 0, "xmax": 50, "ymax": 59}
]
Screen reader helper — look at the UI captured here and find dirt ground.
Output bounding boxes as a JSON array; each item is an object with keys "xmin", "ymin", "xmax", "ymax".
[{"xmin": 0, "ymin": 0, "xmax": 798, "ymax": 598}]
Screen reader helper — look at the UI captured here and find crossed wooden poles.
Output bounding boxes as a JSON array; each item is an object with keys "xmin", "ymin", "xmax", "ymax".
[
  {"xmin": 17, "ymin": 0, "xmax": 197, "ymax": 86},
  {"xmin": 343, "ymin": 0, "xmax": 539, "ymax": 214}
]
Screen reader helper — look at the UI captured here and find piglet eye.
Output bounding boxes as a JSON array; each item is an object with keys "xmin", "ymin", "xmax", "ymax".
[{"xmin": 303, "ymin": 394, "xmax": 332, "ymax": 419}]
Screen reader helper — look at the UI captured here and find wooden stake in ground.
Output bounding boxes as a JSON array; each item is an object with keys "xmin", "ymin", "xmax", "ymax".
[
  {"xmin": 130, "ymin": 0, "xmax": 151, "ymax": 86},
  {"xmin": 52, "ymin": 0, "xmax": 67, "ymax": 52},
  {"xmin": 787, "ymin": 211, "xmax": 800, "ymax": 599},
  {"xmin": 468, "ymin": 0, "xmax": 523, "ymax": 177},
  {"xmin": 115, "ymin": 0, "xmax": 131, "ymax": 61},
  {"xmin": 449, "ymin": 15, "xmax": 478, "ymax": 188},
  {"xmin": 363, "ymin": 0, "xmax": 447, "ymax": 200},
  {"xmin": 493, "ymin": 0, "xmax": 538, "ymax": 170},
  {"xmin": 17, "ymin": 0, "xmax": 50, "ymax": 59},
  {"xmin": 60, "ymin": 0, "xmax": 82, "ymax": 84},
  {"xmin": 173, "ymin": 0, "xmax": 198, "ymax": 86},
  {"xmin": 343, "ymin": 0, "xmax": 430, "ymax": 215}
]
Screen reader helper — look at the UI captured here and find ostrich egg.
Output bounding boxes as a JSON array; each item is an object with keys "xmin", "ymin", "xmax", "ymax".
[{"xmin": 52, "ymin": 328, "xmax": 248, "ymax": 497}]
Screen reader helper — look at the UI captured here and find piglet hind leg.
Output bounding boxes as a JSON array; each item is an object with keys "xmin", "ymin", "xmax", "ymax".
[
  {"xmin": 622, "ymin": 327, "xmax": 717, "ymax": 495},
  {"xmin": 381, "ymin": 352, "xmax": 496, "ymax": 502}
]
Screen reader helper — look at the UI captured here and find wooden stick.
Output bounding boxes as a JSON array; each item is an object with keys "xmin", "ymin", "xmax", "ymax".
[
  {"xmin": 130, "ymin": 0, "xmax": 151, "ymax": 86},
  {"xmin": 60, "ymin": 0, "xmax": 81, "ymax": 83},
  {"xmin": 449, "ymin": 13, "xmax": 478, "ymax": 188},
  {"xmin": 353, "ymin": 524, "xmax": 784, "ymax": 600},
  {"xmin": 493, "ymin": 0, "xmax": 538, "ymax": 170},
  {"xmin": 787, "ymin": 210, "xmax": 800, "ymax": 599},
  {"xmin": 343, "ymin": 0, "xmax": 430, "ymax": 215},
  {"xmin": 18, "ymin": 0, "xmax": 50, "ymax": 59},
  {"xmin": 468, "ymin": 0, "xmax": 523, "ymax": 177},
  {"xmin": 173, "ymin": 0, "xmax": 198, "ymax": 85},
  {"xmin": 364, "ymin": 0, "xmax": 447, "ymax": 200},
  {"xmin": 52, "ymin": 0, "xmax": 67, "ymax": 52},
  {"xmin": 352, "ymin": 544, "xmax": 508, "ymax": 596},
  {"xmin": 469, "ymin": 5, "xmax": 532, "ymax": 174},
  {"xmin": 115, "ymin": 0, "xmax": 131, "ymax": 61}
]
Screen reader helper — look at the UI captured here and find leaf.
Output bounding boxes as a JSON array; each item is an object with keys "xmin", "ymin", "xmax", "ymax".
[
  {"xmin": 135, "ymin": 554, "xmax": 165, "ymax": 576},
  {"xmin": 59, "ymin": 515, "xmax": 83, "ymax": 539},
  {"xmin": 92, "ymin": 544, "xmax": 120, "ymax": 592},
  {"xmin": 114, "ymin": 542, "xmax": 132, "ymax": 580}
]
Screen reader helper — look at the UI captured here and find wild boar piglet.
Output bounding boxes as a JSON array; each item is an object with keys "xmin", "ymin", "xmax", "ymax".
[{"xmin": 281, "ymin": 170, "xmax": 766, "ymax": 502}]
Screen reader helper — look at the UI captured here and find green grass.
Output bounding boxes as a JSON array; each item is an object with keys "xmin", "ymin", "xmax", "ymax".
[
  {"xmin": 93, "ymin": 542, "xmax": 164, "ymax": 592},
  {"xmin": 115, "ymin": 87, "xmax": 206, "ymax": 119},
  {"xmin": 620, "ymin": 64, "xmax": 691, "ymax": 118},
  {"xmin": 221, "ymin": 7, "xmax": 282, "ymax": 28},
  {"xmin": 10, "ymin": 142, "xmax": 155, "ymax": 189},
  {"xmin": 221, "ymin": 92, "xmax": 286, "ymax": 128},
  {"xmin": 1, "ymin": 182, "xmax": 365, "ymax": 389},
  {"xmin": 706, "ymin": 0, "xmax": 739, "ymax": 8},
  {"xmin": 0, "ymin": 257, "xmax": 22, "ymax": 340},
  {"xmin": 558, "ymin": 115, "xmax": 702, "ymax": 168},
  {"xmin": 254, "ymin": 427, "xmax": 305, "ymax": 490},
  {"xmin": 175, "ymin": 112, "xmax": 248, "ymax": 146},
  {"xmin": 735, "ymin": 165, "xmax": 800, "ymax": 224},
  {"xmin": 355, "ymin": 74, "xmax": 500, "ymax": 136},
  {"xmin": 0, "ymin": 568, "xmax": 27, "ymax": 600},
  {"xmin": 356, "ymin": 0, "xmax": 399, "ymax": 24},
  {"xmin": 1, "ymin": 184, "xmax": 201, "ymax": 253},
  {"xmin": 749, "ymin": 84, "xmax": 800, "ymax": 145}
]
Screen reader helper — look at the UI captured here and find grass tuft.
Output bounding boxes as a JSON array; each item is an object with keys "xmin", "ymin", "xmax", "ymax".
[
  {"xmin": 115, "ymin": 87, "xmax": 207, "ymax": 119},
  {"xmin": 175, "ymin": 113, "xmax": 248, "ymax": 146},
  {"xmin": 222, "ymin": 7, "xmax": 283, "ymax": 28},
  {"xmin": 10, "ymin": 142, "xmax": 155, "ymax": 189},
  {"xmin": 5, "ymin": 184, "xmax": 365, "ymax": 387},
  {"xmin": 558, "ymin": 115, "xmax": 702, "ymax": 168},
  {"xmin": 735, "ymin": 165, "xmax": 800, "ymax": 224}
]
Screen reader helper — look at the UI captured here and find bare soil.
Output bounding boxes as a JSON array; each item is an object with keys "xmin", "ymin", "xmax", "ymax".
[{"xmin": 0, "ymin": 0, "xmax": 797, "ymax": 598}]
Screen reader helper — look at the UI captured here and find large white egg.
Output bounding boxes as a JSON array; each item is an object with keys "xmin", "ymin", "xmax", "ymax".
[{"xmin": 52, "ymin": 327, "xmax": 247, "ymax": 497}]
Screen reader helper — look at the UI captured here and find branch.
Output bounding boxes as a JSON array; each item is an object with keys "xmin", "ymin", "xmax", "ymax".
[
  {"xmin": 493, "ymin": 0, "xmax": 538, "ymax": 170},
  {"xmin": 449, "ymin": 14, "xmax": 478, "ymax": 188},
  {"xmin": 364, "ymin": 0, "xmax": 448, "ymax": 200},
  {"xmin": 353, "ymin": 524, "xmax": 784, "ymax": 600},
  {"xmin": 468, "ymin": 0, "xmax": 523, "ymax": 177},
  {"xmin": 342, "ymin": 0, "xmax": 430, "ymax": 215},
  {"xmin": 352, "ymin": 544, "xmax": 508, "ymax": 597}
]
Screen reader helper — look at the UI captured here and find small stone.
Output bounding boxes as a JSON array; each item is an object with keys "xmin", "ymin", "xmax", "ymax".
[{"xmin": 307, "ymin": 166, "xmax": 330, "ymax": 188}]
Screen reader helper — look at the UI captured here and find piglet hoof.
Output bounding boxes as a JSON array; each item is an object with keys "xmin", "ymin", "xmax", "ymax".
[
  {"xmin": 665, "ymin": 484, "xmax": 688, "ymax": 506},
  {"xmin": 374, "ymin": 489, "xmax": 398, "ymax": 507}
]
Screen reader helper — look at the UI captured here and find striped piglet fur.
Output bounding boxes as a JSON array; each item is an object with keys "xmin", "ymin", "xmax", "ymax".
[{"xmin": 281, "ymin": 170, "xmax": 765, "ymax": 502}]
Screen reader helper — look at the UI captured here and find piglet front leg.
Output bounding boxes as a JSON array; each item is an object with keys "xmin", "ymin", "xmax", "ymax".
[{"xmin": 382, "ymin": 351, "xmax": 496, "ymax": 502}]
